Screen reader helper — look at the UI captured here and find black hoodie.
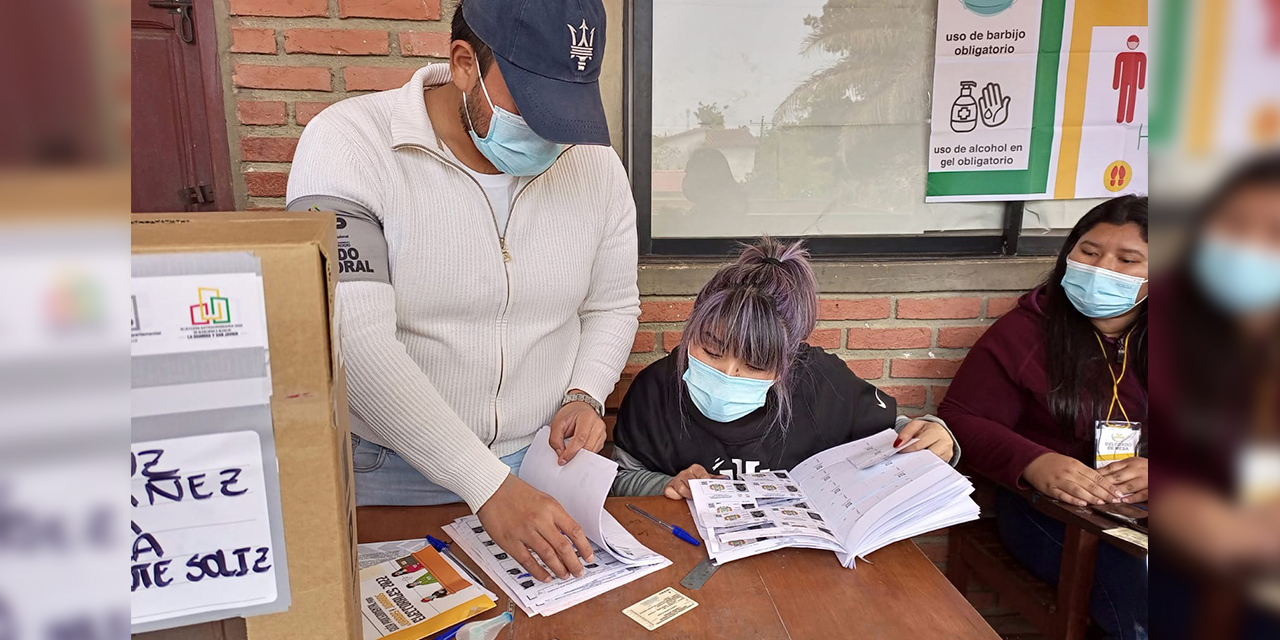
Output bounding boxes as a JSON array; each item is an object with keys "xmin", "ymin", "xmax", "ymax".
[{"xmin": 612, "ymin": 344, "xmax": 900, "ymax": 481}]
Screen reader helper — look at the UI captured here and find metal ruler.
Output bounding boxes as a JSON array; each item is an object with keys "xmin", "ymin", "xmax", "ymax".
[{"xmin": 680, "ymin": 557, "xmax": 719, "ymax": 590}]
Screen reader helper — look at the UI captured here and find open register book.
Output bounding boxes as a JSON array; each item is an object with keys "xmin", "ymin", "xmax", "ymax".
[
  {"xmin": 688, "ymin": 429, "xmax": 980, "ymax": 567},
  {"xmin": 443, "ymin": 426, "xmax": 671, "ymax": 616}
]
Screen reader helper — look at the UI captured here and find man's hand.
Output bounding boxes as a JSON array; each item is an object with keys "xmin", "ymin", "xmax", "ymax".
[
  {"xmin": 1098, "ymin": 456, "xmax": 1148, "ymax": 503},
  {"xmin": 1023, "ymin": 452, "xmax": 1125, "ymax": 507},
  {"xmin": 476, "ymin": 475, "xmax": 594, "ymax": 582},
  {"xmin": 549, "ymin": 396, "xmax": 607, "ymax": 465},
  {"xmin": 894, "ymin": 419, "xmax": 955, "ymax": 463},
  {"xmin": 664, "ymin": 464, "xmax": 724, "ymax": 500}
]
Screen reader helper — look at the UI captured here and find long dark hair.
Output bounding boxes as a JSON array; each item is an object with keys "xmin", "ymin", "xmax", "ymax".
[{"xmin": 1044, "ymin": 195, "xmax": 1149, "ymax": 435}]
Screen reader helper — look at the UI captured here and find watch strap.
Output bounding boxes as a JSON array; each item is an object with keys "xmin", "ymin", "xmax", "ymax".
[{"xmin": 562, "ymin": 392, "xmax": 604, "ymax": 416}]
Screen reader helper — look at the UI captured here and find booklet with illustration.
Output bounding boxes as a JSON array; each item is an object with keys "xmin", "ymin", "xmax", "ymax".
[
  {"xmin": 357, "ymin": 540, "xmax": 497, "ymax": 640},
  {"xmin": 687, "ymin": 429, "xmax": 980, "ymax": 567}
]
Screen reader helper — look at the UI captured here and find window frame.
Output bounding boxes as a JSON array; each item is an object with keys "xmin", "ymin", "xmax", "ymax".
[{"xmin": 622, "ymin": 0, "xmax": 1066, "ymax": 259}]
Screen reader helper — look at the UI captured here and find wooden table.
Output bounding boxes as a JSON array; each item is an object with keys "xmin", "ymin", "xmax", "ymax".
[
  {"xmin": 1023, "ymin": 490, "xmax": 1148, "ymax": 558},
  {"xmin": 1025, "ymin": 491, "xmax": 1147, "ymax": 640},
  {"xmin": 358, "ymin": 496, "xmax": 999, "ymax": 640},
  {"xmin": 946, "ymin": 467, "xmax": 1150, "ymax": 640}
]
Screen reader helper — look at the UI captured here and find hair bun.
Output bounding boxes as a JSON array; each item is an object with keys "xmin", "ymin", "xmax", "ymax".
[{"xmin": 761, "ymin": 257, "xmax": 784, "ymax": 266}]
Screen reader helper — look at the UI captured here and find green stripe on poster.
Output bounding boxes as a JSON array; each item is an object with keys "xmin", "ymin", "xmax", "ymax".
[
  {"xmin": 927, "ymin": 0, "xmax": 1066, "ymax": 197},
  {"xmin": 1148, "ymin": 0, "xmax": 1186, "ymax": 144}
]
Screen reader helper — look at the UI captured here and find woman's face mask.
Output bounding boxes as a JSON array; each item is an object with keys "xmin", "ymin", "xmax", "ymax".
[
  {"xmin": 1061, "ymin": 259, "xmax": 1149, "ymax": 319},
  {"xmin": 1193, "ymin": 235, "xmax": 1280, "ymax": 314},
  {"xmin": 682, "ymin": 353, "xmax": 774, "ymax": 423},
  {"xmin": 463, "ymin": 67, "xmax": 564, "ymax": 177}
]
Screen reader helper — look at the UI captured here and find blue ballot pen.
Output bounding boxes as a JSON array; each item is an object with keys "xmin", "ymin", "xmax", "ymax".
[
  {"xmin": 426, "ymin": 534, "xmax": 486, "ymax": 586},
  {"xmin": 433, "ymin": 622, "xmax": 466, "ymax": 640},
  {"xmin": 626, "ymin": 503, "xmax": 700, "ymax": 547}
]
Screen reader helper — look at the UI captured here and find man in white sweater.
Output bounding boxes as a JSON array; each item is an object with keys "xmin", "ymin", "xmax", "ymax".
[{"xmin": 285, "ymin": 0, "xmax": 638, "ymax": 583}]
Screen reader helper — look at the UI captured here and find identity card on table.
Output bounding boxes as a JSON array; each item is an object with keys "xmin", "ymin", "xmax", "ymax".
[{"xmin": 623, "ymin": 588, "xmax": 698, "ymax": 631}]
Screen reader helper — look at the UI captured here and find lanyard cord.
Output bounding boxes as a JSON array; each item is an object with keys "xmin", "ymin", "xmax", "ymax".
[{"xmin": 1095, "ymin": 329, "xmax": 1133, "ymax": 423}]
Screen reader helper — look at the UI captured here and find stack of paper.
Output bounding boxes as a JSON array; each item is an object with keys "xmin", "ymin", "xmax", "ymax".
[
  {"xmin": 444, "ymin": 515, "xmax": 669, "ymax": 616},
  {"xmin": 443, "ymin": 426, "xmax": 671, "ymax": 616},
  {"xmin": 688, "ymin": 429, "xmax": 980, "ymax": 567},
  {"xmin": 356, "ymin": 539, "xmax": 497, "ymax": 640}
]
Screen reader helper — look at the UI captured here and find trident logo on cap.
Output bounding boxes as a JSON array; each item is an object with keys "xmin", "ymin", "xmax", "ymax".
[{"xmin": 567, "ymin": 19, "xmax": 595, "ymax": 71}]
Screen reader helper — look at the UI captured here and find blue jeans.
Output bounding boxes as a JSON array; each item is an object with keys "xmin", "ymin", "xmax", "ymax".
[
  {"xmin": 996, "ymin": 489, "xmax": 1148, "ymax": 640},
  {"xmin": 351, "ymin": 434, "xmax": 527, "ymax": 507}
]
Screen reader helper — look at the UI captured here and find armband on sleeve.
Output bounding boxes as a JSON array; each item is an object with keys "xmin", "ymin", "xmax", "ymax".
[{"xmin": 287, "ymin": 195, "xmax": 389, "ymax": 284}]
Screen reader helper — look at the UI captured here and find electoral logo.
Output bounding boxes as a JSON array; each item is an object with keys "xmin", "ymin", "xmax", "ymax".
[
  {"xmin": 45, "ymin": 271, "xmax": 106, "ymax": 334},
  {"xmin": 568, "ymin": 19, "xmax": 595, "ymax": 71},
  {"xmin": 189, "ymin": 287, "xmax": 231, "ymax": 326}
]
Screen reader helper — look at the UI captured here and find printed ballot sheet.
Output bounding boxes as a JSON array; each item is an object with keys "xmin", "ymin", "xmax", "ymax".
[
  {"xmin": 518, "ymin": 425, "xmax": 664, "ymax": 564},
  {"xmin": 840, "ymin": 428, "xmax": 918, "ymax": 470},
  {"xmin": 689, "ymin": 429, "xmax": 980, "ymax": 567},
  {"xmin": 444, "ymin": 516, "xmax": 669, "ymax": 617},
  {"xmin": 444, "ymin": 426, "xmax": 670, "ymax": 616},
  {"xmin": 130, "ymin": 431, "xmax": 280, "ymax": 624}
]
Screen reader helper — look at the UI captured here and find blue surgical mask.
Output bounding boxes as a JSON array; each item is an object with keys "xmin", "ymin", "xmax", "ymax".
[
  {"xmin": 682, "ymin": 353, "xmax": 773, "ymax": 423},
  {"xmin": 464, "ymin": 71, "xmax": 563, "ymax": 176},
  {"xmin": 1192, "ymin": 235, "xmax": 1280, "ymax": 314},
  {"xmin": 1061, "ymin": 259, "xmax": 1148, "ymax": 319}
]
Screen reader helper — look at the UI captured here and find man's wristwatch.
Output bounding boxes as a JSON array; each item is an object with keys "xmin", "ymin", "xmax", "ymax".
[{"xmin": 561, "ymin": 392, "xmax": 604, "ymax": 416}]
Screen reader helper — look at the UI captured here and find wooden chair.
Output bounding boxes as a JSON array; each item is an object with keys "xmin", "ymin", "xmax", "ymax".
[{"xmin": 946, "ymin": 474, "xmax": 1102, "ymax": 640}]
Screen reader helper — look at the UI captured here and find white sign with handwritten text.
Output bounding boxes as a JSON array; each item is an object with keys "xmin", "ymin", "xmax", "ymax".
[{"xmin": 130, "ymin": 431, "xmax": 279, "ymax": 625}]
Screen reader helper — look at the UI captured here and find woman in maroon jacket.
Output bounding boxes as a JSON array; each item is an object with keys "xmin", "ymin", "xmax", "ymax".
[{"xmin": 940, "ymin": 196, "xmax": 1148, "ymax": 640}]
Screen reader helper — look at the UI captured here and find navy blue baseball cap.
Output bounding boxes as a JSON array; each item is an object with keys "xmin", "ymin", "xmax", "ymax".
[{"xmin": 462, "ymin": 0, "xmax": 610, "ymax": 145}]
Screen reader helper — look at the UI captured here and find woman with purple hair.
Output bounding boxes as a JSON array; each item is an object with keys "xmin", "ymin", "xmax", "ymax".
[{"xmin": 611, "ymin": 237, "xmax": 959, "ymax": 499}]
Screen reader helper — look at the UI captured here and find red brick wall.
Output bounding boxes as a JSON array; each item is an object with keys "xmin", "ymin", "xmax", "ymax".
[
  {"xmin": 627, "ymin": 292, "xmax": 1020, "ymax": 417},
  {"xmin": 222, "ymin": 0, "xmax": 454, "ymax": 209}
]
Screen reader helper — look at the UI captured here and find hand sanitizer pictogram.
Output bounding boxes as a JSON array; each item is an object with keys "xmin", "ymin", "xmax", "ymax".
[{"xmin": 950, "ymin": 81, "xmax": 978, "ymax": 133}]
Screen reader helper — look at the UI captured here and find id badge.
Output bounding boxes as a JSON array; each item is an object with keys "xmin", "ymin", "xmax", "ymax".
[
  {"xmin": 1239, "ymin": 445, "xmax": 1280, "ymax": 506},
  {"xmin": 1094, "ymin": 420, "xmax": 1141, "ymax": 469}
]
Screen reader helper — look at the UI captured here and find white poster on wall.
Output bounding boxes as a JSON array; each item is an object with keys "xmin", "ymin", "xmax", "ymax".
[
  {"xmin": 926, "ymin": 0, "xmax": 1149, "ymax": 202},
  {"xmin": 1074, "ymin": 26, "xmax": 1150, "ymax": 198},
  {"xmin": 927, "ymin": 0, "xmax": 1043, "ymax": 174}
]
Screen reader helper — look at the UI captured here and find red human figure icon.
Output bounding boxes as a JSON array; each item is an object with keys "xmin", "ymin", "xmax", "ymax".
[{"xmin": 1113, "ymin": 34, "xmax": 1146, "ymax": 124}]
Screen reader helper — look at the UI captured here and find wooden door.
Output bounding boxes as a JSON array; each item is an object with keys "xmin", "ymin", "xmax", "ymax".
[{"xmin": 131, "ymin": 0, "xmax": 232, "ymax": 212}]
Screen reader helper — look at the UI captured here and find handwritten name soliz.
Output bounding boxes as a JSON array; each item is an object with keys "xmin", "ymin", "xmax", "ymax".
[{"xmin": 129, "ymin": 431, "xmax": 280, "ymax": 624}]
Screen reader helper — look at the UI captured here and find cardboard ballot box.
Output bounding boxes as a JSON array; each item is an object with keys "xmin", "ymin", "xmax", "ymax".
[{"xmin": 132, "ymin": 212, "xmax": 358, "ymax": 640}]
